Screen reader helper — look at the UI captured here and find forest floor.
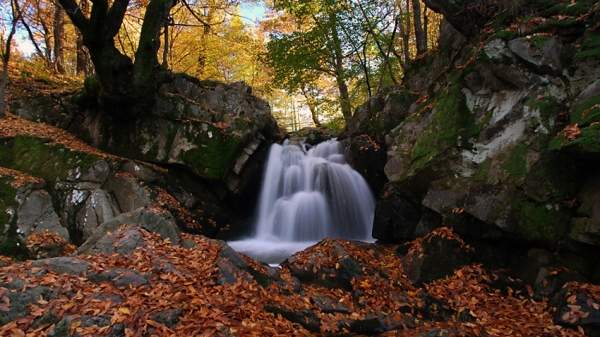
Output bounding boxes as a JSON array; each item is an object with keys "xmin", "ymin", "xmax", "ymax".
[{"xmin": 0, "ymin": 224, "xmax": 597, "ymax": 336}]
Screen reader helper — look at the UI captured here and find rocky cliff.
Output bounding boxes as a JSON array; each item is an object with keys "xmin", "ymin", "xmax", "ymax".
[
  {"xmin": 1, "ymin": 75, "xmax": 281, "ymax": 258},
  {"xmin": 344, "ymin": 0, "xmax": 600, "ymax": 287}
]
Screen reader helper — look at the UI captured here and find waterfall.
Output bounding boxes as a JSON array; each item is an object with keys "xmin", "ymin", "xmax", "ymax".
[{"xmin": 229, "ymin": 139, "xmax": 375, "ymax": 264}]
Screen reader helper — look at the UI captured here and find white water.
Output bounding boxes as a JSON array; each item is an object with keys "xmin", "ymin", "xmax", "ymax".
[{"xmin": 229, "ymin": 139, "xmax": 375, "ymax": 264}]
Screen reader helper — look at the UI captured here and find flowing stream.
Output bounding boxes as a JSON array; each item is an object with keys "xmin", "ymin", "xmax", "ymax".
[{"xmin": 229, "ymin": 139, "xmax": 375, "ymax": 264}]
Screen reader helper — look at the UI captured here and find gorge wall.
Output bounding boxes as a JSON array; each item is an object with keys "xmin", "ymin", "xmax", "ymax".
[
  {"xmin": 1, "ymin": 74, "xmax": 280, "ymax": 259},
  {"xmin": 343, "ymin": 0, "xmax": 600, "ymax": 285}
]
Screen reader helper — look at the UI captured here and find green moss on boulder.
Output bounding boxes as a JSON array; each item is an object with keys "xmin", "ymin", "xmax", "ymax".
[
  {"xmin": 503, "ymin": 143, "xmax": 529, "ymax": 179},
  {"xmin": 514, "ymin": 200, "xmax": 569, "ymax": 243},
  {"xmin": 410, "ymin": 83, "xmax": 478, "ymax": 174},
  {"xmin": 0, "ymin": 177, "xmax": 28, "ymax": 258},
  {"xmin": 177, "ymin": 125, "xmax": 243, "ymax": 179},
  {"xmin": 575, "ymin": 32, "xmax": 600, "ymax": 61},
  {"xmin": 550, "ymin": 124, "xmax": 600, "ymax": 154},
  {"xmin": 0, "ymin": 136, "xmax": 100, "ymax": 182}
]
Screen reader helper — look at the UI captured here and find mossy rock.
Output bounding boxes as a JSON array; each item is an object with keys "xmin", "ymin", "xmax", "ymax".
[
  {"xmin": 550, "ymin": 124, "xmax": 600, "ymax": 154},
  {"xmin": 502, "ymin": 143, "xmax": 529, "ymax": 180},
  {"xmin": 536, "ymin": 0, "xmax": 596, "ymax": 17},
  {"xmin": 513, "ymin": 199, "xmax": 569, "ymax": 243},
  {"xmin": 0, "ymin": 177, "xmax": 28, "ymax": 258},
  {"xmin": 575, "ymin": 31, "xmax": 600, "ymax": 61},
  {"xmin": 570, "ymin": 94, "xmax": 600, "ymax": 127},
  {"xmin": 0, "ymin": 136, "xmax": 100, "ymax": 182},
  {"xmin": 409, "ymin": 82, "xmax": 478, "ymax": 175},
  {"xmin": 177, "ymin": 124, "xmax": 243, "ymax": 180}
]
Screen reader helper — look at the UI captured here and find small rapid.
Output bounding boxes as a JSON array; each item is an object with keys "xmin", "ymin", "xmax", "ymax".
[{"xmin": 229, "ymin": 139, "xmax": 375, "ymax": 264}]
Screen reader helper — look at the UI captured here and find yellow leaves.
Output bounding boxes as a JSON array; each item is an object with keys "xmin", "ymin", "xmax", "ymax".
[
  {"xmin": 118, "ymin": 307, "xmax": 131, "ymax": 315},
  {"xmin": 62, "ymin": 302, "xmax": 75, "ymax": 311}
]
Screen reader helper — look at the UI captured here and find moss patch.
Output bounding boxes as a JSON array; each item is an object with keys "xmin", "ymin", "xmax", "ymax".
[
  {"xmin": 571, "ymin": 94, "xmax": 600, "ymax": 127},
  {"xmin": 503, "ymin": 143, "xmax": 529, "ymax": 179},
  {"xmin": 0, "ymin": 177, "xmax": 28, "ymax": 258},
  {"xmin": 526, "ymin": 96, "xmax": 561, "ymax": 130},
  {"xmin": 514, "ymin": 200, "xmax": 568, "ymax": 243},
  {"xmin": 178, "ymin": 125, "xmax": 243, "ymax": 180},
  {"xmin": 409, "ymin": 82, "xmax": 478, "ymax": 174},
  {"xmin": 537, "ymin": 0, "xmax": 596, "ymax": 17},
  {"xmin": 550, "ymin": 123, "xmax": 600, "ymax": 154},
  {"xmin": 0, "ymin": 136, "xmax": 100, "ymax": 182},
  {"xmin": 575, "ymin": 32, "xmax": 600, "ymax": 61}
]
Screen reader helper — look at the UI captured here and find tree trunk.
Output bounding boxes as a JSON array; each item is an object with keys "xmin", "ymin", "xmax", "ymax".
[
  {"xmin": 412, "ymin": 0, "xmax": 426, "ymax": 55},
  {"xmin": 32, "ymin": 0, "xmax": 54, "ymax": 65},
  {"xmin": 132, "ymin": 0, "xmax": 176, "ymax": 102},
  {"xmin": 400, "ymin": 0, "xmax": 411, "ymax": 65},
  {"xmin": 196, "ymin": 7, "xmax": 212, "ymax": 78},
  {"xmin": 53, "ymin": 2, "xmax": 66, "ymax": 74},
  {"xmin": 0, "ymin": 0, "xmax": 20, "ymax": 117},
  {"xmin": 423, "ymin": 7, "xmax": 429, "ymax": 49},
  {"xmin": 329, "ymin": 13, "xmax": 352, "ymax": 122},
  {"xmin": 301, "ymin": 87, "xmax": 322, "ymax": 127},
  {"xmin": 162, "ymin": 22, "xmax": 169, "ymax": 68},
  {"xmin": 60, "ymin": 0, "xmax": 175, "ymax": 118},
  {"xmin": 76, "ymin": 0, "xmax": 90, "ymax": 75}
]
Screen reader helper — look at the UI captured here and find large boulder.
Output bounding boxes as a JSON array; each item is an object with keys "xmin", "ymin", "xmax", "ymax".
[
  {"xmin": 400, "ymin": 228, "xmax": 473, "ymax": 285},
  {"xmin": 372, "ymin": 184, "xmax": 425, "ymax": 242},
  {"xmin": 552, "ymin": 282, "xmax": 600, "ymax": 337},
  {"xmin": 77, "ymin": 207, "xmax": 182, "ymax": 254},
  {"xmin": 74, "ymin": 77, "xmax": 279, "ymax": 197},
  {"xmin": 283, "ymin": 240, "xmax": 368, "ymax": 290},
  {"xmin": 382, "ymin": 25, "xmax": 599, "ymax": 249}
]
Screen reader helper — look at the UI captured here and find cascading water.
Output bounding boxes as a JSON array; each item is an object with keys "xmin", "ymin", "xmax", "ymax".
[{"xmin": 229, "ymin": 139, "xmax": 375, "ymax": 264}]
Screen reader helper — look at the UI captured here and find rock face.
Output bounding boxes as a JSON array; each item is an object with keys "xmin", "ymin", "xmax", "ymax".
[
  {"xmin": 400, "ymin": 228, "xmax": 473, "ymax": 285},
  {"xmin": 0, "ymin": 113, "xmax": 257, "ymax": 258},
  {"xmin": 74, "ymin": 76, "xmax": 279, "ymax": 197},
  {"xmin": 342, "ymin": 2, "xmax": 600, "ymax": 283},
  {"xmin": 7, "ymin": 75, "xmax": 282, "ymax": 247}
]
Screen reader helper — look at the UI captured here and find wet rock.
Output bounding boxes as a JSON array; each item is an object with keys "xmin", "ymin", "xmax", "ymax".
[
  {"xmin": 424, "ymin": 0, "xmax": 496, "ymax": 36},
  {"xmin": 284, "ymin": 240, "xmax": 364, "ymax": 290},
  {"xmin": 150, "ymin": 308, "xmax": 182, "ymax": 327},
  {"xmin": 75, "ymin": 189, "xmax": 120, "ymax": 241},
  {"xmin": 31, "ymin": 310, "xmax": 61, "ymax": 329},
  {"xmin": 401, "ymin": 229, "xmax": 473, "ymax": 285},
  {"xmin": 418, "ymin": 329, "xmax": 456, "ymax": 337},
  {"xmin": 534, "ymin": 267, "xmax": 585, "ymax": 300},
  {"xmin": 78, "ymin": 225, "xmax": 147, "ymax": 255},
  {"xmin": 373, "ymin": 184, "xmax": 422, "ymax": 242},
  {"xmin": 78, "ymin": 207, "xmax": 181, "ymax": 254},
  {"xmin": 347, "ymin": 314, "xmax": 414, "ymax": 335},
  {"xmin": 419, "ymin": 293, "xmax": 458, "ymax": 322},
  {"xmin": 31, "ymin": 257, "xmax": 90, "ymax": 276},
  {"xmin": 0, "ymin": 286, "xmax": 56, "ymax": 325},
  {"xmin": 68, "ymin": 160, "xmax": 111, "ymax": 183},
  {"xmin": 343, "ymin": 89, "xmax": 416, "ymax": 141},
  {"xmin": 344, "ymin": 134, "xmax": 387, "ymax": 195},
  {"xmin": 89, "ymin": 268, "xmax": 148, "ymax": 288},
  {"xmin": 553, "ymin": 285, "xmax": 600, "ymax": 336},
  {"xmin": 121, "ymin": 161, "xmax": 161, "ymax": 183},
  {"xmin": 215, "ymin": 243, "xmax": 254, "ymax": 285},
  {"xmin": 214, "ymin": 241, "xmax": 279, "ymax": 287},
  {"xmin": 311, "ymin": 295, "xmax": 350, "ymax": 314},
  {"xmin": 570, "ymin": 176, "xmax": 600, "ymax": 246},
  {"xmin": 508, "ymin": 36, "xmax": 563, "ymax": 73},
  {"xmin": 265, "ymin": 305, "xmax": 321, "ymax": 332},
  {"xmin": 105, "ymin": 174, "xmax": 153, "ymax": 213},
  {"xmin": 17, "ymin": 189, "xmax": 68, "ymax": 240}
]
